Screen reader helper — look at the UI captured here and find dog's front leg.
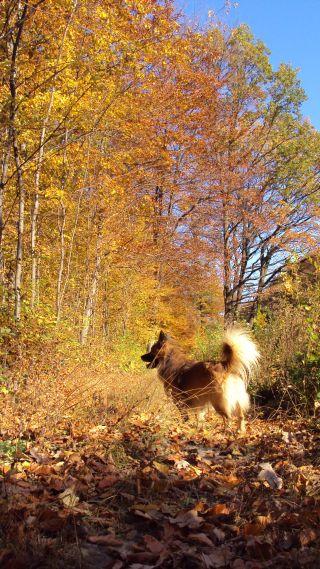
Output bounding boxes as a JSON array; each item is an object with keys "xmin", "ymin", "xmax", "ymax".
[{"xmin": 222, "ymin": 416, "xmax": 230, "ymax": 431}]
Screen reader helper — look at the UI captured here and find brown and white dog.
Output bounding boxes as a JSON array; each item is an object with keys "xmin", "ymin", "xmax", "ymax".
[{"xmin": 141, "ymin": 328, "xmax": 260, "ymax": 432}]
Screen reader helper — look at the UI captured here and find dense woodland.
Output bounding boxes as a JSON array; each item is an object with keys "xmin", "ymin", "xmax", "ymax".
[
  {"xmin": 1, "ymin": 2, "xmax": 320, "ymax": 568},
  {"xmin": 1, "ymin": 0, "xmax": 319, "ymax": 349}
]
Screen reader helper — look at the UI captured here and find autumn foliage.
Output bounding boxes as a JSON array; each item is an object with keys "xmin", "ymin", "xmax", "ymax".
[
  {"xmin": 1, "ymin": 2, "xmax": 320, "ymax": 567},
  {"xmin": 0, "ymin": 0, "xmax": 319, "ymax": 355}
]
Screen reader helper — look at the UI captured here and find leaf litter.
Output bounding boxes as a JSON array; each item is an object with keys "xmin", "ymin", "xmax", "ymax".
[{"xmin": 0, "ymin": 414, "xmax": 320, "ymax": 568}]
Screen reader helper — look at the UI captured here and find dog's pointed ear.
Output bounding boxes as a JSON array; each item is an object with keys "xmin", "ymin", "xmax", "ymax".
[{"xmin": 159, "ymin": 330, "xmax": 168, "ymax": 342}]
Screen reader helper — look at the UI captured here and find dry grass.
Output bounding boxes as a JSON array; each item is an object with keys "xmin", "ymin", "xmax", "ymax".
[{"xmin": 0, "ymin": 357, "xmax": 183, "ymax": 438}]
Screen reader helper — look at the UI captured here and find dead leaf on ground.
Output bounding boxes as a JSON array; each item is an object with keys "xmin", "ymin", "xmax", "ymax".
[
  {"xmin": 88, "ymin": 534, "xmax": 123, "ymax": 546},
  {"xmin": 170, "ymin": 508, "xmax": 203, "ymax": 529},
  {"xmin": 37, "ymin": 508, "xmax": 67, "ymax": 534},
  {"xmin": 131, "ymin": 503, "xmax": 161, "ymax": 512},
  {"xmin": 299, "ymin": 528, "xmax": 318, "ymax": 546},
  {"xmin": 205, "ymin": 503, "xmax": 231, "ymax": 516},
  {"xmin": 143, "ymin": 534, "xmax": 165, "ymax": 554},
  {"xmin": 152, "ymin": 461, "xmax": 170, "ymax": 475},
  {"xmin": 98, "ymin": 474, "xmax": 118, "ymax": 488},
  {"xmin": 246, "ymin": 536, "xmax": 274, "ymax": 560},
  {"xmin": 258, "ymin": 462, "xmax": 283, "ymax": 490},
  {"xmin": 29, "ymin": 447, "xmax": 51, "ymax": 464},
  {"xmin": 59, "ymin": 486, "xmax": 79, "ymax": 508},
  {"xmin": 202, "ymin": 547, "xmax": 232, "ymax": 568},
  {"xmin": 188, "ymin": 532, "xmax": 214, "ymax": 546},
  {"xmin": 28, "ymin": 463, "xmax": 56, "ymax": 476},
  {"xmin": 242, "ymin": 522, "xmax": 265, "ymax": 537}
]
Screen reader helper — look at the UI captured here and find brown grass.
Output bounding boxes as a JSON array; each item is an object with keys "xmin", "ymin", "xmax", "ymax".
[{"xmin": 0, "ymin": 357, "xmax": 183, "ymax": 438}]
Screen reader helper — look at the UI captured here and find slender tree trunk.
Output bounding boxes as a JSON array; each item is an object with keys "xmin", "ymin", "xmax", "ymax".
[
  {"xmin": 31, "ymin": 1, "xmax": 78, "ymax": 308},
  {"xmin": 80, "ymin": 224, "xmax": 103, "ymax": 345},
  {"xmin": 234, "ymin": 224, "xmax": 249, "ymax": 319},
  {"xmin": 57, "ymin": 187, "xmax": 83, "ymax": 321},
  {"xmin": 31, "ymin": 177, "xmax": 40, "ymax": 309},
  {"xmin": 58, "ymin": 138, "xmax": 91, "ymax": 320},
  {"xmin": 0, "ymin": 132, "xmax": 11, "ymax": 301},
  {"xmin": 13, "ymin": 144, "xmax": 25, "ymax": 323},
  {"xmin": 249, "ymin": 248, "xmax": 271, "ymax": 323},
  {"xmin": 55, "ymin": 128, "xmax": 68, "ymax": 320},
  {"xmin": 56, "ymin": 200, "xmax": 66, "ymax": 320},
  {"xmin": 222, "ymin": 193, "xmax": 233, "ymax": 325},
  {"xmin": 102, "ymin": 275, "xmax": 109, "ymax": 343},
  {"xmin": 8, "ymin": 0, "xmax": 29, "ymax": 322}
]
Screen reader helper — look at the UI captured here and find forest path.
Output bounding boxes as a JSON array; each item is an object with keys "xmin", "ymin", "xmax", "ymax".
[{"xmin": 0, "ymin": 411, "xmax": 320, "ymax": 568}]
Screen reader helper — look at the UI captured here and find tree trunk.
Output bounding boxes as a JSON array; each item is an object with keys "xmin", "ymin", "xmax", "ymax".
[
  {"xmin": 56, "ymin": 200, "xmax": 66, "ymax": 320},
  {"xmin": 222, "ymin": 193, "xmax": 233, "ymax": 325},
  {"xmin": 248, "ymin": 248, "xmax": 271, "ymax": 323},
  {"xmin": 0, "ymin": 132, "xmax": 11, "ymax": 300},
  {"xmin": 58, "ymin": 136, "xmax": 91, "ymax": 321},
  {"xmin": 8, "ymin": 1, "xmax": 29, "ymax": 322},
  {"xmin": 57, "ymin": 188, "xmax": 83, "ymax": 321},
  {"xmin": 234, "ymin": 223, "xmax": 250, "ymax": 320},
  {"xmin": 13, "ymin": 143, "xmax": 25, "ymax": 323},
  {"xmin": 102, "ymin": 275, "xmax": 109, "ymax": 343},
  {"xmin": 31, "ymin": 1, "xmax": 78, "ymax": 309},
  {"xmin": 80, "ymin": 224, "xmax": 103, "ymax": 345}
]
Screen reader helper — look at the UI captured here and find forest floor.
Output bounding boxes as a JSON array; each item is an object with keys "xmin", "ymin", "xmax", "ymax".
[{"xmin": 1, "ymin": 371, "xmax": 320, "ymax": 569}]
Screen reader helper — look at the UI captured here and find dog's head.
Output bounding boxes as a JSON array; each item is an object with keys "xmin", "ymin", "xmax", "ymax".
[{"xmin": 141, "ymin": 330, "xmax": 169, "ymax": 368}]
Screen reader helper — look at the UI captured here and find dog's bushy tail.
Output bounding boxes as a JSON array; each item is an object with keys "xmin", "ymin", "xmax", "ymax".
[{"xmin": 221, "ymin": 326, "xmax": 260, "ymax": 385}]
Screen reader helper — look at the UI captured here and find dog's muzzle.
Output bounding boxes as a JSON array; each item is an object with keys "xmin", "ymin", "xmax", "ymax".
[{"xmin": 141, "ymin": 353, "xmax": 157, "ymax": 369}]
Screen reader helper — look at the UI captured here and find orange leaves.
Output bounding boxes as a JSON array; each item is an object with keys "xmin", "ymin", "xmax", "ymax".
[
  {"xmin": 242, "ymin": 518, "xmax": 271, "ymax": 537},
  {"xmin": 299, "ymin": 528, "xmax": 318, "ymax": 546},
  {"xmin": 206, "ymin": 503, "xmax": 231, "ymax": 516},
  {"xmin": 1, "ymin": 0, "xmax": 319, "ymax": 350},
  {"xmin": 1, "ymin": 416, "xmax": 320, "ymax": 567}
]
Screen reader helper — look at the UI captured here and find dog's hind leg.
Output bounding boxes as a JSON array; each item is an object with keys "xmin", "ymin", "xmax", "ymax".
[
  {"xmin": 222, "ymin": 415, "xmax": 234, "ymax": 433},
  {"xmin": 235, "ymin": 403, "xmax": 246, "ymax": 433}
]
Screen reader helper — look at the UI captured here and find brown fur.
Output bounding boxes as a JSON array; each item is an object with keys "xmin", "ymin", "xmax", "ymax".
[{"xmin": 141, "ymin": 329, "xmax": 260, "ymax": 432}]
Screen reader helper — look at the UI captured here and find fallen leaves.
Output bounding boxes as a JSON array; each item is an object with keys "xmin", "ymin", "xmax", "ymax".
[
  {"xmin": 97, "ymin": 475, "xmax": 118, "ymax": 489},
  {"xmin": 37, "ymin": 507, "xmax": 69, "ymax": 534},
  {"xmin": 1, "ymin": 416, "xmax": 320, "ymax": 568},
  {"xmin": 299, "ymin": 528, "xmax": 318, "ymax": 546},
  {"xmin": 88, "ymin": 534, "xmax": 123, "ymax": 546},
  {"xmin": 170, "ymin": 507, "xmax": 203, "ymax": 529},
  {"xmin": 59, "ymin": 486, "xmax": 80, "ymax": 508},
  {"xmin": 202, "ymin": 548, "xmax": 232, "ymax": 568},
  {"xmin": 152, "ymin": 460, "xmax": 170, "ymax": 475},
  {"xmin": 258, "ymin": 462, "xmax": 283, "ymax": 489}
]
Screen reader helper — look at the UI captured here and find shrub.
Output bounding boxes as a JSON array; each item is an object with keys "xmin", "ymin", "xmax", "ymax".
[{"xmin": 253, "ymin": 278, "xmax": 320, "ymax": 416}]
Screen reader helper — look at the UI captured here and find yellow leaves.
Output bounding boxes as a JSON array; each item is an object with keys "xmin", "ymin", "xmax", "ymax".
[
  {"xmin": 153, "ymin": 461, "xmax": 170, "ymax": 475},
  {"xmin": 45, "ymin": 187, "xmax": 65, "ymax": 200},
  {"xmin": 1, "ymin": 0, "xmax": 316, "ymax": 367},
  {"xmin": 96, "ymin": 8, "xmax": 110, "ymax": 21},
  {"xmin": 283, "ymin": 278, "xmax": 294, "ymax": 294}
]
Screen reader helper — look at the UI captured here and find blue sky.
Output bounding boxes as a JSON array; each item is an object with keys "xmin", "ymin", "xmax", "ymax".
[{"xmin": 175, "ymin": 0, "xmax": 320, "ymax": 129}]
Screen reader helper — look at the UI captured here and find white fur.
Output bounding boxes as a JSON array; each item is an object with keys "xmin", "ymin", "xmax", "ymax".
[
  {"xmin": 222, "ymin": 373, "xmax": 250, "ymax": 416},
  {"xmin": 223, "ymin": 327, "xmax": 260, "ymax": 385}
]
